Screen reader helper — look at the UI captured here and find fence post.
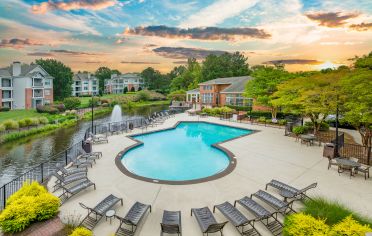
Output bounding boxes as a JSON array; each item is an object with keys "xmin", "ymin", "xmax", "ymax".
[
  {"xmin": 65, "ymin": 150, "xmax": 68, "ymax": 165},
  {"xmin": 368, "ymin": 146, "xmax": 371, "ymax": 165},
  {"xmin": 3, "ymin": 186, "xmax": 6, "ymax": 208},
  {"xmin": 41, "ymin": 163, "xmax": 44, "ymax": 182}
]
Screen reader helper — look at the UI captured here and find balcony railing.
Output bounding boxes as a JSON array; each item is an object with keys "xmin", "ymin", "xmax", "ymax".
[{"xmin": 33, "ymin": 92, "xmax": 44, "ymax": 98}]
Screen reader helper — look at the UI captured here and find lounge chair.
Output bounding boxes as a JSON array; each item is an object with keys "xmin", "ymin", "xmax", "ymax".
[
  {"xmin": 71, "ymin": 157, "xmax": 95, "ymax": 168},
  {"xmin": 355, "ymin": 164, "xmax": 371, "ymax": 180},
  {"xmin": 234, "ymin": 197, "xmax": 282, "ymax": 236},
  {"xmin": 81, "ymin": 148, "xmax": 102, "ymax": 159},
  {"xmin": 251, "ymin": 190, "xmax": 296, "ymax": 215},
  {"xmin": 79, "ymin": 194, "xmax": 123, "ymax": 230},
  {"xmin": 213, "ymin": 201, "xmax": 260, "ymax": 236},
  {"xmin": 58, "ymin": 179, "xmax": 96, "ymax": 204},
  {"xmin": 52, "ymin": 172, "xmax": 87, "ymax": 192},
  {"xmin": 57, "ymin": 164, "xmax": 87, "ymax": 177},
  {"xmin": 265, "ymin": 180, "xmax": 317, "ymax": 201},
  {"xmin": 90, "ymin": 132, "xmax": 108, "ymax": 144},
  {"xmin": 115, "ymin": 201, "xmax": 151, "ymax": 236},
  {"xmin": 191, "ymin": 207, "xmax": 228, "ymax": 236},
  {"xmin": 161, "ymin": 210, "xmax": 182, "ymax": 236}
]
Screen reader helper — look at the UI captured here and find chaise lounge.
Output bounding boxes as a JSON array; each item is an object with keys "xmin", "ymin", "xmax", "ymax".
[
  {"xmin": 191, "ymin": 207, "xmax": 228, "ymax": 236},
  {"xmin": 265, "ymin": 180, "xmax": 317, "ymax": 201},
  {"xmin": 251, "ymin": 190, "xmax": 296, "ymax": 215},
  {"xmin": 79, "ymin": 194, "xmax": 123, "ymax": 230},
  {"xmin": 115, "ymin": 201, "xmax": 152, "ymax": 236},
  {"xmin": 213, "ymin": 201, "xmax": 260, "ymax": 236},
  {"xmin": 234, "ymin": 197, "xmax": 282, "ymax": 236},
  {"xmin": 57, "ymin": 164, "xmax": 87, "ymax": 177},
  {"xmin": 161, "ymin": 210, "xmax": 182, "ymax": 236},
  {"xmin": 52, "ymin": 172, "xmax": 88, "ymax": 192},
  {"xmin": 58, "ymin": 179, "xmax": 96, "ymax": 204}
]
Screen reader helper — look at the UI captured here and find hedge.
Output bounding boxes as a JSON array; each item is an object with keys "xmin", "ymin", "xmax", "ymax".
[{"xmin": 69, "ymin": 227, "xmax": 92, "ymax": 236}]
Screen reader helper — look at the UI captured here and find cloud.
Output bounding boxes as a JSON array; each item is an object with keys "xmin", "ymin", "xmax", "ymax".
[
  {"xmin": 305, "ymin": 11, "xmax": 359, "ymax": 27},
  {"xmin": 121, "ymin": 61, "xmax": 160, "ymax": 64},
  {"xmin": 31, "ymin": 0, "xmax": 117, "ymax": 14},
  {"xmin": 85, "ymin": 61, "xmax": 104, "ymax": 63},
  {"xmin": 173, "ymin": 60, "xmax": 188, "ymax": 64},
  {"xmin": 349, "ymin": 22, "xmax": 372, "ymax": 31},
  {"xmin": 27, "ymin": 52, "xmax": 54, "ymax": 56},
  {"xmin": 124, "ymin": 25, "xmax": 271, "ymax": 41},
  {"xmin": 0, "ymin": 38, "xmax": 43, "ymax": 48},
  {"xmin": 51, "ymin": 49, "xmax": 102, "ymax": 56},
  {"xmin": 153, "ymin": 47, "xmax": 227, "ymax": 59},
  {"xmin": 263, "ymin": 59, "xmax": 323, "ymax": 65},
  {"xmin": 179, "ymin": 0, "xmax": 259, "ymax": 28}
]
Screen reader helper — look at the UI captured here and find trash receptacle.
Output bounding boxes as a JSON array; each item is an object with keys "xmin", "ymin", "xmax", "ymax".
[
  {"xmin": 323, "ymin": 143, "xmax": 335, "ymax": 158},
  {"xmin": 285, "ymin": 122, "xmax": 293, "ymax": 136},
  {"xmin": 82, "ymin": 138, "xmax": 92, "ymax": 153}
]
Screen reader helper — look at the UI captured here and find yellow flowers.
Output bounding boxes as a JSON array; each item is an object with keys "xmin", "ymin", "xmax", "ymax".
[
  {"xmin": 69, "ymin": 227, "xmax": 93, "ymax": 236},
  {"xmin": 0, "ymin": 181, "xmax": 60, "ymax": 233},
  {"xmin": 284, "ymin": 213, "xmax": 372, "ymax": 236}
]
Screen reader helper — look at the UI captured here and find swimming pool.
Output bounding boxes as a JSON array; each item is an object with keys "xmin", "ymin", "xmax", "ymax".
[{"xmin": 118, "ymin": 122, "xmax": 253, "ymax": 184}]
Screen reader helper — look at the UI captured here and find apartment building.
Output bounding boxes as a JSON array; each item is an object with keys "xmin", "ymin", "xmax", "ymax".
[
  {"xmin": 105, "ymin": 73, "xmax": 144, "ymax": 94},
  {"xmin": 71, "ymin": 72, "xmax": 99, "ymax": 96},
  {"xmin": 186, "ymin": 76, "xmax": 253, "ymax": 108},
  {"xmin": 0, "ymin": 62, "xmax": 53, "ymax": 110}
]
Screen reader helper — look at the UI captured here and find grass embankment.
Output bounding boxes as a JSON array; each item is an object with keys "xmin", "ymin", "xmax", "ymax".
[
  {"xmin": 78, "ymin": 92, "xmax": 137, "ymax": 108},
  {"xmin": 0, "ymin": 109, "xmax": 45, "ymax": 123}
]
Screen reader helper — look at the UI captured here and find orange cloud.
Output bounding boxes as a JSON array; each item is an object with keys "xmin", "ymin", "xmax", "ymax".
[
  {"xmin": 349, "ymin": 22, "xmax": 372, "ymax": 31},
  {"xmin": 0, "ymin": 38, "xmax": 43, "ymax": 48},
  {"xmin": 31, "ymin": 0, "xmax": 117, "ymax": 14},
  {"xmin": 305, "ymin": 11, "xmax": 359, "ymax": 27}
]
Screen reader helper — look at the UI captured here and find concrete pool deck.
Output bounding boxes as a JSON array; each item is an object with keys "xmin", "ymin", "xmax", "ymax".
[{"xmin": 52, "ymin": 113, "xmax": 372, "ymax": 236}]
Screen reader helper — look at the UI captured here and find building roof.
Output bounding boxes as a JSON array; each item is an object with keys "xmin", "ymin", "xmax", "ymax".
[
  {"xmin": 0, "ymin": 63, "xmax": 39, "ymax": 77},
  {"xmin": 186, "ymin": 88, "xmax": 200, "ymax": 93},
  {"xmin": 198, "ymin": 76, "xmax": 253, "ymax": 94},
  {"xmin": 74, "ymin": 72, "xmax": 98, "ymax": 81}
]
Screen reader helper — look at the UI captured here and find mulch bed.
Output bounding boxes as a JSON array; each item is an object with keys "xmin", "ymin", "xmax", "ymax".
[{"xmin": 7, "ymin": 216, "xmax": 65, "ymax": 236}]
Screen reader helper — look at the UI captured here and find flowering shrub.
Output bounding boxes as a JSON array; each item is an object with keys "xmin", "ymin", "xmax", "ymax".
[
  {"xmin": 0, "ymin": 182, "xmax": 60, "ymax": 233},
  {"xmin": 284, "ymin": 213, "xmax": 330, "ymax": 236},
  {"xmin": 69, "ymin": 227, "xmax": 93, "ymax": 236},
  {"xmin": 202, "ymin": 106, "xmax": 235, "ymax": 116},
  {"xmin": 330, "ymin": 216, "xmax": 372, "ymax": 236}
]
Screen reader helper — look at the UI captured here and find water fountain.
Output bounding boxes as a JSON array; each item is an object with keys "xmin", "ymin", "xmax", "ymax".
[{"xmin": 110, "ymin": 105, "xmax": 123, "ymax": 123}]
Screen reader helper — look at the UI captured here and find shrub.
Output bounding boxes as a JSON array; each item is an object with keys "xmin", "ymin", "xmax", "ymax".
[
  {"xmin": 130, "ymin": 87, "xmax": 135, "ymax": 92},
  {"xmin": 55, "ymin": 103, "xmax": 66, "ymax": 112},
  {"xmin": 0, "ymin": 124, "xmax": 5, "ymax": 132},
  {"xmin": 123, "ymin": 87, "xmax": 128, "ymax": 94},
  {"xmin": 61, "ymin": 213, "xmax": 82, "ymax": 235},
  {"xmin": 0, "ymin": 107, "xmax": 10, "ymax": 112},
  {"xmin": 278, "ymin": 119, "xmax": 287, "ymax": 125},
  {"xmin": 167, "ymin": 90, "xmax": 186, "ymax": 101},
  {"xmin": 29, "ymin": 118, "xmax": 40, "ymax": 127},
  {"xmin": 0, "ymin": 182, "xmax": 60, "ymax": 233},
  {"xmin": 69, "ymin": 227, "xmax": 92, "ymax": 236},
  {"xmin": 38, "ymin": 117, "xmax": 49, "ymax": 125},
  {"xmin": 3, "ymin": 120, "xmax": 19, "ymax": 130},
  {"xmin": 283, "ymin": 213, "xmax": 330, "ymax": 236},
  {"xmin": 257, "ymin": 116, "xmax": 267, "ymax": 123},
  {"xmin": 63, "ymin": 97, "xmax": 81, "ymax": 110},
  {"xmin": 18, "ymin": 119, "xmax": 27, "ymax": 128},
  {"xmin": 36, "ymin": 105, "xmax": 59, "ymax": 114},
  {"xmin": 305, "ymin": 121, "xmax": 330, "ymax": 132},
  {"xmin": 303, "ymin": 198, "xmax": 372, "ymax": 226},
  {"xmin": 202, "ymin": 106, "xmax": 234, "ymax": 116},
  {"xmin": 136, "ymin": 90, "xmax": 151, "ymax": 101},
  {"xmin": 293, "ymin": 126, "xmax": 308, "ymax": 135},
  {"xmin": 330, "ymin": 216, "xmax": 372, "ymax": 236},
  {"xmin": 88, "ymin": 97, "xmax": 100, "ymax": 107}
]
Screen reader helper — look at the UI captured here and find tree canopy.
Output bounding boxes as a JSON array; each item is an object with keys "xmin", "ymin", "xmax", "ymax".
[
  {"xmin": 95, "ymin": 67, "xmax": 120, "ymax": 94},
  {"xmin": 35, "ymin": 59, "xmax": 73, "ymax": 101}
]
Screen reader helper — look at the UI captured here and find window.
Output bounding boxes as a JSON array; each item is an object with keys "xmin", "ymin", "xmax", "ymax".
[
  {"xmin": 92, "ymin": 87, "xmax": 97, "ymax": 91},
  {"xmin": 44, "ymin": 79, "xmax": 51, "ymax": 86},
  {"xmin": 92, "ymin": 80, "xmax": 97, "ymax": 85},
  {"xmin": 203, "ymin": 85, "xmax": 212, "ymax": 90},
  {"xmin": 83, "ymin": 81, "xmax": 89, "ymax": 85},
  {"xmin": 225, "ymin": 94, "xmax": 252, "ymax": 107},
  {"xmin": 202, "ymin": 93, "xmax": 213, "ymax": 104},
  {"xmin": 44, "ymin": 90, "xmax": 50, "ymax": 96},
  {"xmin": 83, "ymin": 86, "xmax": 88, "ymax": 91}
]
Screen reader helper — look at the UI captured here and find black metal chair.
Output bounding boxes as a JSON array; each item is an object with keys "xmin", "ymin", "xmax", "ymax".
[
  {"xmin": 161, "ymin": 210, "xmax": 182, "ymax": 236},
  {"xmin": 191, "ymin": 207, "xmax": 228, "ymax": 236}
]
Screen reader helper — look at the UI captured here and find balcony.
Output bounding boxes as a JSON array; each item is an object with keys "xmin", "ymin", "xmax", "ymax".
[
  {"xmin": 33, "ymin": 89, "xmax": 44, "ymax": 98},
  {"xmin": 2, "ymin": 91, "xmax": 13, "ymax": 100},
  {"xmin": 1, "ymin": 79, "xmax": 12, "ymax": 88},
  {"xmin": 33, "ymin": 79, "xmax": 43, "ymax": 87}
]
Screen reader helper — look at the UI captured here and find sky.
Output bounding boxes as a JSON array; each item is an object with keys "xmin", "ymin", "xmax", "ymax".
[{"xmin": 0, "ymin": 0, "xmax": 371, "ymax": 73}]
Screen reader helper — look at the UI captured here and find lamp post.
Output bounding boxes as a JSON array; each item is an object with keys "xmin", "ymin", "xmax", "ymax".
[
  {"xmin": 335, "ymin": 95, "xmax": 339, "ymax": 157},
  {"xmin": 91, "ymin": 92, "xmax": 94, "ymax": 133}
]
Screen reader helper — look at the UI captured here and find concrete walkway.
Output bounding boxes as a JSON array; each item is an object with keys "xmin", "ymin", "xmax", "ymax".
[{"xmin": 53, "ymin": 113, "xmax": 372, "ymax": 236}]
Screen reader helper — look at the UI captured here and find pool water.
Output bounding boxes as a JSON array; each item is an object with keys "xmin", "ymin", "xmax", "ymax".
[{"xmin": 121, "ymin": 122, "xmax": 252, "ymax": 182}]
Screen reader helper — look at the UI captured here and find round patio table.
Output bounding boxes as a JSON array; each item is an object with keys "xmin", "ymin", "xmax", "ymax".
[
  {"xmin": 105, "ymin": 209, "xmax": 116, "ymax": 224},
  {"xmin": 299, "ymin": 134, "xmax": 317, "ymax": 146},
  {"xmin": 335, "ymin": 158, "xmax": 361, "ymax": 177}
]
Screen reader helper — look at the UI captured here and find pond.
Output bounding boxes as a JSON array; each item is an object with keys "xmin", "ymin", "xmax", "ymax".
[{"xmin": 0, "ymin": 105, "xmax": 168, "ymax": 186}]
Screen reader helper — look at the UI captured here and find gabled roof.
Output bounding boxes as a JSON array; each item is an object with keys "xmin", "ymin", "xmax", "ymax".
[
  {"xmin": 186, "ymin": 88, "xmax": 200, "ymax": 93},
  {"xmin": 198, "ymin": 76, "xmax": 253, "ymax": 93},
  {"xmin": 0, "ymin": 63, "xmax": 53, "ymax": 78}
]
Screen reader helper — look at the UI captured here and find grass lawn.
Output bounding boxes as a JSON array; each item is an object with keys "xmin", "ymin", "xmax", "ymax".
[{"xmin": 0, "ymin": 109, "xmax": 45, "ymax": 123}]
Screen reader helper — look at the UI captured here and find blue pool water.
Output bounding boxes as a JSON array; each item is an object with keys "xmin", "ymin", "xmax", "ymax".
[{"xmin": 121, "ymin": 122, "xmax": 252, "ymax": 181}]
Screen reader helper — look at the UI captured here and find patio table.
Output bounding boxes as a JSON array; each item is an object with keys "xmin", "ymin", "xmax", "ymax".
[
  {"xmin": 299, "ymin": 134, "xmax": 318, "ymax": 146},
  {"xmin": 335, "ymin": 158, "xmax": 361, "ymax": 177}
]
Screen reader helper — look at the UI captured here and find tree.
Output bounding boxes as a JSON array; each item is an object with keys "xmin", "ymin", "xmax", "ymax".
[
  {"xmin": 35, "ymin": 59, "xmax": 73, "ymax": 101},
  {"xmin": 130, "ymin": 87, "xmax": 135, "ymax": 92},
  {"xmin": 123, "ymin": 87, "xmax": 128, "ymax": 94},
  {"xmin": 95, "ymin": 67, "xmax": 112, "ymax": 94},
  {"xmin": 245, "ymin": 66, "xmax": 294, "ymax": 118},
  {"xmin": 201, "ymin": 52, "xmax": 251, "ymax": 83},
  {"xmin": 170, "ymin": 58, "xmax": 201, "ymax": 91},
  {"xmin": 141, "ymin": 67, "xmax": 170, "ymax": 93},
  {"xmin": 63, "ymin": 97, "xmax": 81, "ymax": 110},
  {"xmin": 352, "ymin": 51, "xmax": 372, "ymax": 70}
]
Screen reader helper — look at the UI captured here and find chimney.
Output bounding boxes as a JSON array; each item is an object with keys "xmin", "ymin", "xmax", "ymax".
[{"xmin": 12, "ymin": 61, "xmax": 21, "ymax": 76}]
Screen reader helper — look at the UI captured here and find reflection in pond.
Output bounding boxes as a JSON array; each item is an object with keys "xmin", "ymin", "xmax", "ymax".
[{"xmin": 0, "ymin": 105, "xmax": 168, "ymax": 185}]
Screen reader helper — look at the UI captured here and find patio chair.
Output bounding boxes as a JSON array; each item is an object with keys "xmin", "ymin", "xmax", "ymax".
[
  {"xmin": 234, "ymin": 197, "xmax": 282, "ymax": 236},
  {"xmin": 79, "ymin": 194, "xmax": 123, "ymax": 230},
  {"xmin": 71, "ymin": 157, "xmax": 95, "ymax": 168},
  {"xmin": 57, "ymin": 164, "xmax": 87, "ymax": 177},
  {"xmin": 191, "ymin": 207, "xmax": 228, "ymax": 236},
  {"xmin": 265, "ymin": 180, "xmax": 317, "ymax": 201},
  {"xmin": 81, "ymin": 148, "xmax": 102, "ymax": 159},
  {"xmin": 58, "ymin": 179, "xmax": 96, "ymax": 204},
  {"xmin": 89, "ymin": 132, "xmax": 108, "ymax": 144},
  {"xmin": 251, "ymin": 190, "xmax": 296, "ymax": 215},
  {"xmin": 355, "ymin": 164, "xmax": 371, "ymax": 180},
  {"xmin": 161, "ymin": 210, "xmax": 182, "ymax": 236},
  {"xmin": 213, "ymin": 201, "xmax": 260, "ymax": 236},
  {"xmin": 328, "ymin": 157, "xmax": 338, "ymax": 170},
  {"xmin": 115, "ymin": 201, "xmax": 152, "ymax": 236},
  {"xmin": 52, "ymin": 172, "xmax": 88, "ymax": 192}
]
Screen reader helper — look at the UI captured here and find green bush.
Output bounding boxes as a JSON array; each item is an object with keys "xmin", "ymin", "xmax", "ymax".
[
  {"xmin": 136, "ymin": 90, "xmax": 151, "ymax": 101},
  {"xmin": 226, "ymin": 105, "xmax": 252, "ymax": 111},
  {"xmin": 167, "ymin": 89, "xmax": 186, "ymax": 101},
  {"xmin": 3, "ymin": 120, "xmax": 19, "ymax": 130},
  {"xmin": 293, "ymin": 126, "xmax": 308, "ymax": 135},
  {"xmin": 36, "ymin": 105, "xmax": 59, "ymax": 114},
  {"xmin": 29, "ymin": 118, "xmax": 40, "ymax": 126},
  {"xmin": 88, "ymin": 97, "xmax": 100, "ymax": 107},
  {"xmin": 304, "ymin": 121, "xmax": 330, "ymax": 132},
  {"xmin": 0, "ymin": 107, "xmax": 10, "ymax": 112},
  {"xmin": 0, "ymin": 124, "xmax": 5, "ymax": 132},
  {"xmin": 69, "ymin": 227, "xmax": 92, "ymax": 236},
  {"xmin": 18, "ymin": 119, "xmax": 27, "ymax": 128},
  {"xmin": 284, "ymin": 213, "xmax": 330, "ymax": 236},
  {"xmin": 257, "ymin": 116, "xmax": 267, "ymax": 123},
  {"xmin": 278, "ymin": 119, "xmax": 287, "ymax": 125},
  {"xmin": 202, "ymin": 106, "xmax": 235, "ymax": 116},
  {"xmin": 0, "ymin": 182, "xmax": 60, "ymax": 233},
  {"xmin": 63, "ymin": 97, "xmax": 81, "ymax": 110},
  {"xmin": 38, "ymin": 117, "xmax": 49, "ymax": 124},
  {"xmin": 303, "ymin": 198, "xmax": 372, "ymax": 226},
  {"xmin": 330, "ymin": 215, "xmax": 372, "ymax": 235}
]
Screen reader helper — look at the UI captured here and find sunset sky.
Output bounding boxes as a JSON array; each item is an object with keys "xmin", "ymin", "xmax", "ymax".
[{"xmin": 0, "ymin": 0, "xmax": 371, "ymax": 73}]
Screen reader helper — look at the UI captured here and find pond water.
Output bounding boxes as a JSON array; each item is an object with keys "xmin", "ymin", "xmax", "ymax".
[{"xmin": 0, "ymin": 105, "xmax": 168, "ymax": 186}]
